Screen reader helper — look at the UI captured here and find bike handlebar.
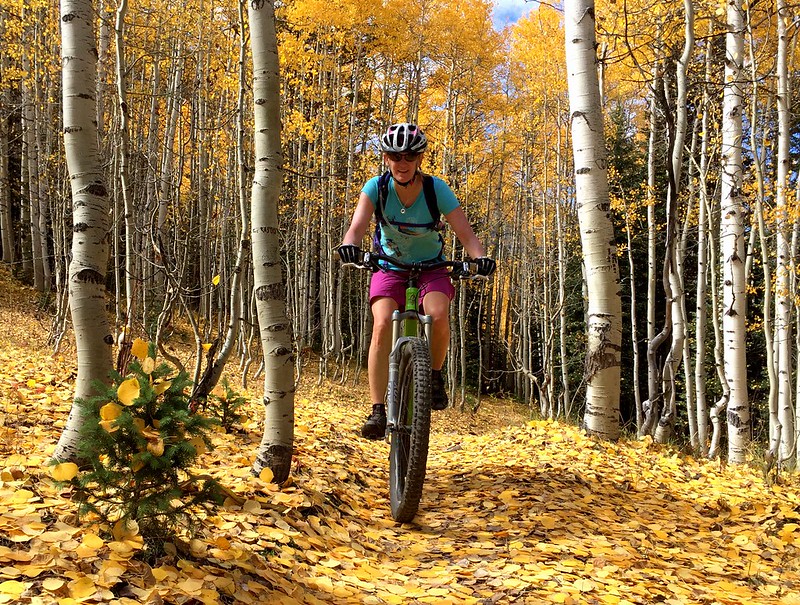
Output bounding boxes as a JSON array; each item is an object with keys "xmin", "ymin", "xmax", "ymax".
[{"xmin": 343, "ymin": 250, "xmax": 485, "ymax": 280}]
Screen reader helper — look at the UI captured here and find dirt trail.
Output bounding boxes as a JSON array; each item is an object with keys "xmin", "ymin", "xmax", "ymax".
[{"xmin": 1, "ymin": 266, "xmax": 799, "ymax": 604}]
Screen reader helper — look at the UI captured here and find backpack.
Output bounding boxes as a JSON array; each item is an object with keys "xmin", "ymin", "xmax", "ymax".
[{"xmin": 372, "ymin": 170, "xmax": 442, "ymax": 254}]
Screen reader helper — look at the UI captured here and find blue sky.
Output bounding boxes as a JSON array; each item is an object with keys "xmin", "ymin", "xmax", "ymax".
[{"xmin": 492, "ymin": 0, "xmax": 537, "ymax": 29}]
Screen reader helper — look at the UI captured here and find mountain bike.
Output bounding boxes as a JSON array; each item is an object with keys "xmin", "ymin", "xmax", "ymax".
[{"xmin": 347, "ymin": 251, "xmax": 480, "ymax": 522}]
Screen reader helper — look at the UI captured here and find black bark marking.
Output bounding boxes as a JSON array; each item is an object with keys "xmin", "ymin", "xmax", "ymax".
[
  {"xmin": 75, "ymin": 269, "xmax": 104, "ymax": 284},
  {"xmin": 255, "ymin": 283, "xmax": 285, "ymax": 301},
  {"xmin": 252, "ymin": 444, "xmax": 293, "ymax": 484},
  {"xmin": 74, "ymin": 223, "xmax": 89, "ymax": 232},
  {"xmin": 103, "ymin": 334, "xmax": 115, "ymax": 345},
  {"xmin": 79, "ymin": 183, "xmax": 108, "ymax": 197}
]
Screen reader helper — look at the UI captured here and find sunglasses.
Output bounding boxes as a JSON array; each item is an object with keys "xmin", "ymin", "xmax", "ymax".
[{"xmin": 386, "ymin": 152, "xmax": 421, "ymax": 162}]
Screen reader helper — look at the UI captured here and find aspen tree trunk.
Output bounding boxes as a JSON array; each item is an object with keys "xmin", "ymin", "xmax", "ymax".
[
  {"xmin": 0, "ymin": 12, "xmax": 11, "ymax": 266},
  {"xmin": 248, "ymin": 0, "xmax": 295, "ymax": 483},
  {"xmin": 21, "ymin": 38, "xmax": 45, "ymax": 291},
  {"xmin": 774, "ymin": 0, "xmax": 795, "ymax": 467},
  {"xmin": 655, "ymin": 0, "xmax": 693, "ymax": 444},
  {"xmin": 683, "ymin": 121, "xmax": 700, "ymax": 451},
  {"xmin": 53, "ymin": 0, "xmax": 114, "ymax": 462},
  {"xmin": 794, "ymin": 188, "xmax": 800, "ymax": 458},
  {"xmin": 0, "ymin": 50, "xmax": 13, "ymax": 264},
  {"xmin": 143, "ymin": 55, "xmax": 160, "ymax": 321},
  {"xmin": 191, "ymin": 0, "xmax": 251, "ymax": 402},
  {"xmin": 694, "ymin": 29, "xmax": 714, "ymax": 455},
  {"xmin": 156, "ymin": 43, "xmax": 182, "ymax": 261},
  {"xmin": 746, "ymin": 27, "xmax": 779, "ymax": 467},
  {"xmin": 720, "ymin": 0, "xmax": 750, "ymax": 463},
  {"xmin": 565, "ymin": 0, "xmax": 621, "ymax": 439},
  {"xmin": 555, "ymin": 116, "xmax": 572, "ymax": 417},
  {"xmin": 114, "ymin": 0, "xmax": 135, "ymax": 351},
  {"xmin": 641, "ymin": 60, "xmax": 664, "ymax": 436},
  {"xmin": 645, "ymin": 52, "xmax": 660, "ymax": 424}
]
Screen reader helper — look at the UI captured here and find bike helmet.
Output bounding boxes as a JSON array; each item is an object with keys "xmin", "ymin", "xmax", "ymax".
[{"xmin": 380, "ymin": 122, "xmax": 428, "ymax": 153}]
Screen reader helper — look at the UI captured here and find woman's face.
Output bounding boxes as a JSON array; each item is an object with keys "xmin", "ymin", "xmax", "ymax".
[{"xmin": 385, "ymin": 151, "xmax": 422, "ymax": 182}]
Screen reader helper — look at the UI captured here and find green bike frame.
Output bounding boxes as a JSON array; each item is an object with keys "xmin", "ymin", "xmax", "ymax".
[{"xmin": 387, "ymin": 282, "xmax": 432, "ymax": 433}]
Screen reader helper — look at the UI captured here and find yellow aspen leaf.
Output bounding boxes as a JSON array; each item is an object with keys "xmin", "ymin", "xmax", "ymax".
[
  {"xmin": 117, "ymin": 377, "xmax": 140, "ymax": 406},
  {"xmin": 68, "ymin": 577, "xmax": 96, "ymax": 599},
  {"xmin": 131, "ymin": 338, "xmax": 149, "ymax": 360},
  {"xmin": 147, "ymin": 439, "xmax": 165, "ymax": 457},
  {"xmin": 201, "ymin": 343, "xmax": 212, "ymax": 352},
  {"xmin": 50, "ymin": 462, "xmax": 79, "ymax": 481},
  {"xmin": 178, "ymin": 578, "xmax": 205, "ymax": 593},
  {"xmin": 41, "ymin": 578, "xmax": 65, "ymax": 592},
  {"xmin": 0, "ymin": 581, "xmax": 27, "ymax": 596},
  {"xmin": 212, "ymin": 274, "xmax": 221, "ymax": 286},
  {"xmin": 259, "ymin": 467, "xmax": 274, "ymax": 482},
  {"xmin": 190, "ymin": 436, "xmax": 207, "ymax": 455},
  {"xmin": 141, "ymin": 357, "xmax": 155, "ymax": 375},
  {"xmin": 81, "ymin": 533, "xmax": 104, "ymax": 549},
  {"xmin": 189, "ymin": 539, "xmax": 206, "ymax": 557},
  {"xmin": 112, "ymin": 519, "xmax": 139, "ymax": 542},
  {"xmin": 131, "ymin": 457, "xmax": 144, "ymax": 472},
  {"xmin": 333, "ymin": 586, "xmax": 354, "ymax": 598},
  {"xmin": 574, "ymin": 578, "xmax": 596, "ymax": 592},
  {"xmin": 99, "ymin": 420, "xmax": 119, "ymax": 433},
  {"xmin": 100, "ymin": 402, "xmax": 122, "ymax": 421},
  {"xmin": 151, "ymin": 568, "xmax": 174, "ymax": 581},
  {"xmin": 107, "ymin": 541, "xmax": 133, "ymax": 555},
  {"xmin": 153, "ymin": 380, "xmax": 172, "ymax": 395},
  {"xmin": 320, "ymin": 558, "xmax": 341, "ymax": 568}
]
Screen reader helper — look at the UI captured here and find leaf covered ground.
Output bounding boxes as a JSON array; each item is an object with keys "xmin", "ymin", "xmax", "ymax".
[{"xmin": 1, "ymin": 266, "xmax": 800, "ymax": 605}]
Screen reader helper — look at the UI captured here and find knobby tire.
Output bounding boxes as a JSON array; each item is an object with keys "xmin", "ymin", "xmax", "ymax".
[{"xmin": 389, "ymin": 337, "xmax": 432, "ymax": 522}]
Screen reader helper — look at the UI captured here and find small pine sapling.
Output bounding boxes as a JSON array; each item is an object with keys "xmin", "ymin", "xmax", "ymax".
[
  {"xmin": 52, "ymin": 339, "xmax": 224, "ymax": 551},
  {"xmin": 206, "ymin": 378, "xmax": 247, "ymax": 432}
]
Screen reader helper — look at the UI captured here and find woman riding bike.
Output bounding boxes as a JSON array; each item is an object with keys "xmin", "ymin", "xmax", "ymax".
[{"xmin": 339, "ymin": 122, "xmax": 496, "ymax": 439}]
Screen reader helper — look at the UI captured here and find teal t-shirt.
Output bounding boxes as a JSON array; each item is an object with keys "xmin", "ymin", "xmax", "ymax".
[{"xmin": 362, "ymin": 174, "xmax": 460, "ymax": 266}]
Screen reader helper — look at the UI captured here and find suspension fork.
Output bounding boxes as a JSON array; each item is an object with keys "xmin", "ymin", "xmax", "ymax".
[{"xmin": 386, "ymin": 285, "xmax": 433, "ymax": 435}]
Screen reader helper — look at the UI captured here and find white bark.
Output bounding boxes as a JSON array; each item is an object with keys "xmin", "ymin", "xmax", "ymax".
[
  {"xmin": 248, "ymin": 0, "xmax": 295, "ymax": 483},
  {"xmin": 655, "ymin": 0, "xmax": 693, "ymax": 444},
  {"xmin": 53, "ymin": 0, "xmax": 114, "ymax": 462},
  {"xmin": 565, "ymin": 0, "xmax": 622, "ymax": 439},
  {"xmin": 720, "ymin": 0, "xmax": 750, "ymax": 463},
  {"xmin": 775, "ymin": 0, "xmax": 795, "ymax": 467}
]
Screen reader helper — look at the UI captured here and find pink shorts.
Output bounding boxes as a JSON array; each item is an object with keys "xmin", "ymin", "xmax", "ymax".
[{"xmin": 369, "ymin": 268, "xmax": 455, "ymax": 309}]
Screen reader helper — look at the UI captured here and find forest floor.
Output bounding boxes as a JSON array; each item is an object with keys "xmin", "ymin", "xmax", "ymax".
[{"xmin": 1, "ymin": 266, "xmax": 800, "ymax": 605}]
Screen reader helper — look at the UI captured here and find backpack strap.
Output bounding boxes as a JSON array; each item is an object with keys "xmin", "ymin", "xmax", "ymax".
[
  {"xmin": 421, "ymin": 175, "xmax": 440, "ymax": 226},
  {"xmin": 375, "ymin": 171, "xmax": 440, "ymax": 228},
  {"xmin": 374, "ymin": 170, "xmax": 392, "ymax": 227}
]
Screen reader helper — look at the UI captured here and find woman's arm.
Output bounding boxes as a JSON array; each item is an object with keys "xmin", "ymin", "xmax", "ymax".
[
  {"xmin": 445, "ymin": 206, "xmax": 486, "ymax": 259},
  {"xmin": 342, "ymin": 192, "xmax": 375, "ymax": 247}
]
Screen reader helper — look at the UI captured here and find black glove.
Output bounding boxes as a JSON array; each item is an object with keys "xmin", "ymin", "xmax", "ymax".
[
  {"xmin": 338, "ymin": 244, "xmax": 363, "ymax": 265},
  {"xmin": 475, "ymin": 257, "xmax": 496, "ymax": 277},
  {"xmin": 450, "ymin": 261, "xmax": 471, "ymax": 279}
]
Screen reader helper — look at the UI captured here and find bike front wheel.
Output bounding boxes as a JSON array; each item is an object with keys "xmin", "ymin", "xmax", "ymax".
[{"xmin": 389, "ymin": 337, "xmax": 432, "ymax": 522}]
